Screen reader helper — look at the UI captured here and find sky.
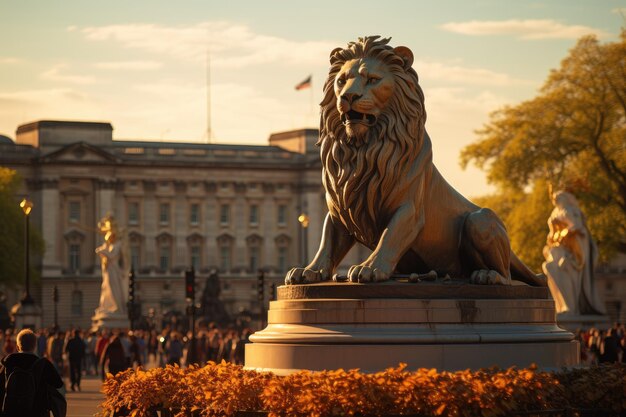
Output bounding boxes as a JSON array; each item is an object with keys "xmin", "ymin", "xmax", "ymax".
[{"xmin": 0, "ymin": 0, "xmax": 623, "ymax": 197}]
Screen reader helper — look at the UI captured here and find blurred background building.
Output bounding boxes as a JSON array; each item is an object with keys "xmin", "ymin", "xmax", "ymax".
[
  {"xmin": 0, "ymin": 120, "xmax": 373, "ymax": 330},
  {"xmin": 0, "ymin": 119, "xmax": 624, "ymax": 329}
]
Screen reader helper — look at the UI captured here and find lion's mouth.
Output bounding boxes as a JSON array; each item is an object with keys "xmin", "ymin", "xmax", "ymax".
[{"xmin": 341, "ymin": 110, "xmax": 377, "ymax": 127}]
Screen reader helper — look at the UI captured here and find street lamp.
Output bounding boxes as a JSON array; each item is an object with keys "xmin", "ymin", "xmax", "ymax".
[
  {"xmin": 20, "ymin": 198, "xmax": 34, "ymax": 304},
  {"xmin": 298, "ymin": 213, "xmax": 309, "ymax": 265}
]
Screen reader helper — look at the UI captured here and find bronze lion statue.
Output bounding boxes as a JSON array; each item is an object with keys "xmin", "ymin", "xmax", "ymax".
[{"xmin": 286, "ymin": 36, "xmax": 546, "ymax": 287}]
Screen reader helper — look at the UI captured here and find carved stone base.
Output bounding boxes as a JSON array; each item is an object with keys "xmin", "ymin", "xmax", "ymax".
[
  {"xmin": 245, "ymin": 282, "xmax": 579, "ymax": 374},
  {"xmin": 556, "ymin": 313, "xmax": 611, "ymax": 332},
  {"xmin": 11, "ymin": 301, "xmax": 42, "ymax": 330},
  {"xmin": 91, "ymin": 311, "xmax": 129, "ymax": 332}
]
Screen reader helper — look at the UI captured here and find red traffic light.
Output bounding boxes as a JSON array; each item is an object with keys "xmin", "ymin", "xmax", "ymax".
[{"xmin": 185, "ymin": 268, "xmax": 195, "ymax": 300}]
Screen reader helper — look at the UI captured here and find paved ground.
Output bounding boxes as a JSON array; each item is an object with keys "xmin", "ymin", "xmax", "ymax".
[{"xmin": 66, "ymin": 376, "xmax": 105, "ymax": 417}]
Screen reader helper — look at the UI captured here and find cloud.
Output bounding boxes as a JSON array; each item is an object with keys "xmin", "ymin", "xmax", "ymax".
[
  {"xmin": 41, "ymin": 64, "xmax": 96, "ymax": 84},
  {"xmin": 79, "ymin": 21, "xmax": 336, "ymax": 68},
  {"xmin": 440, "ymin": 19, "xmax": 611, "ymax": 40},
  {"xmin": 94, "ymin": 60, "xmax": 163, "ymax": 70},
  {"xmin": 612, "ymin": 8, "xmax": 626, "ymax": 16},
  {"xmin": 414, "ymin": 60, "xmax": 532, "ymax": 86},
  {"xmin": 0, "ymin": 88, "xmax": 105, "ymax": 135},
  {"xmin": 0, "ymin": 57, "xmax": 22, "ymax": 64}
]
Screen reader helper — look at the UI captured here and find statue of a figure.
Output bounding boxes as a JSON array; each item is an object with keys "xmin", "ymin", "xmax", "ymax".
[
  {"xmin": 542, "ymin": 191, "xmax": 605, "ymax": 315},
  {"xmin": 95, "ymin": 215, "xmax": 127, "ymax": 316}
]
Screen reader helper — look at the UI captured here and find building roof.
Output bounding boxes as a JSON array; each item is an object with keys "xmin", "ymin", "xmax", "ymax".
[
  {"xmin": 16, "ymin": 120, "xmax": 113, "ymax": 134},
  {"xmin": 0, "ymin": 134, "xmax": 13, "ymax": 145}
]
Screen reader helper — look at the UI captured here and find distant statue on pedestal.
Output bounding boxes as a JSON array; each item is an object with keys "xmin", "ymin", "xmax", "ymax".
[
  {"xmin": 542, "ymin": 190, "xmax": 605, "ymax": 315},
  {"xmin": 94, "ymin": 214, "xmax": 128, "ymax": 318}
]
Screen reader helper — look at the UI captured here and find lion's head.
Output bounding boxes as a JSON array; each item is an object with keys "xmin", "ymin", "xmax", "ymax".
[{"xmin": 319, "ymin": 36, "xmax": 428, "ymax": 246}]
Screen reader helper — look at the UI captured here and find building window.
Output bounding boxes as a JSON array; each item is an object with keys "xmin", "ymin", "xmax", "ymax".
[
  {"xmin": 69, "ymin": 244, "xmax": 81, "ymax": 272},
  {"xmin": 249, "ymin": 204, "xmax": 259, "ymax": 225},
  {"xmin": 130, "ymin": 244, "xmax": 140, "ymax": 270},
  {"xmin": 220, "ymin": 204, "xmax": 230, "ymax": 225},
  {"xmin": 159, "ymin": 203, "xmax": 170, "ymax": 225},
  {"xmin": 159, "ymin": 245, "xmax": 170, "ymax": 270},
  {"xmin": 220, "ymin": 246, "xmax": 231, "ymax": 272},
  {"xmin": 71, "ymin": 290, "xmax": 83, "ymax": 316},
  {"xmin": 277, "ymin": 204, "xmax": 287, "ymax": 226},
  {"xmin": 278, "ymin": 246, "xmax": 287, "ymax": 273},
  {"xmin": 249, "ymin": 246, "xmax": 260, "ymax": 272},
  {"xmin": 128, "ymin": 202, "xmax": 140, "ymax": 225},
  {"xmin": 190, "ymin": 246, "xmax": 201, "ymax": 270},
  {"xmin": 69, "ymin": 201, "xmax": 80, "ymax": 223},
  {"xmin": 190, "ymin": 203, "xmax": 200, "ymax": 226}
]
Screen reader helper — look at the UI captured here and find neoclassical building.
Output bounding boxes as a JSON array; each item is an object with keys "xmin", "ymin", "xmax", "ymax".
[
  {"xmin": 2, "ymin": 120, "xmax": 624, "ymax": 329},
  {"xmin": 0, "ymin": 120, "xmax": 369, "ymax": 330}
]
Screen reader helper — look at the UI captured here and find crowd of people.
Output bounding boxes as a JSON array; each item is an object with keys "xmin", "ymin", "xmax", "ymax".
[
  {"xmin": 574, "ymin": 323, "xmax": 626, "ymax": 364},
  {"xmin": 0, "ymin": 324, "xmax": 254, "ymax": 389},
  {"xmin": 0, "ymin": 322, "xmax": 622, "ymax": 395}
]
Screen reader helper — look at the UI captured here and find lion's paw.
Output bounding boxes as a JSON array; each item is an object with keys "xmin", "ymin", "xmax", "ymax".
[
  {"xmin": 347, "ymin": 265, "xmax": 390, "ymax": 283},
  {"xmin": 470, "ymin": 270, "xmax": 511, "ymax": 286},
  {"xmin": 285, "ymin": 268, "xmax": 330, "ymax": 285}
]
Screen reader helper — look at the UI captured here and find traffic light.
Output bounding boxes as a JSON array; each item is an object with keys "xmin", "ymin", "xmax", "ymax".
[
  {"xmin": 53, "ymin": 286, "xmax": 59, "ymax": 303},
  {"xmin": 185, "ymin": 268, "xmax": 195, "ymax": 300},
  {"xmin": 128, "ymin": 269, "xmax": 136, "ymax": 304},
  {"xmin": 257, "ymin": 269, "xmax": 265, "ymax": 301}
]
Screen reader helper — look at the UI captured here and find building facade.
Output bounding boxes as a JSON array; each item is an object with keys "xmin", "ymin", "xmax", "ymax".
[
  {"xmin": 0, "ymin": 120, "xmax": 371, "ymax": 330},
  {"xmin": 1, "ymin": 120, "xmax": 624, "ymax": 329}
]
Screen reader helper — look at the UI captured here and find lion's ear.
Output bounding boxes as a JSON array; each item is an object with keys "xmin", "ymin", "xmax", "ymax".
[
  {"xmin": 393, "ymin": 46, "xmax": 414, "ymax": 68},
  {"xmin": 329, "ymin": 47, "xmax": 343, "ymax": 64}
]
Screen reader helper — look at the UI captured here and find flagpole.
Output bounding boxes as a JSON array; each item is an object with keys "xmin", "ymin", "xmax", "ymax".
[{"xmin": 310, "ymin": 76, "xmax": 314, "ymax": 118}]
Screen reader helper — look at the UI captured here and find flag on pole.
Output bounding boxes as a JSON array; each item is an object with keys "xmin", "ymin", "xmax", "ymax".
[{"xmin": 295, "ymin": 75, "xmax": 312, "ymax": 91}]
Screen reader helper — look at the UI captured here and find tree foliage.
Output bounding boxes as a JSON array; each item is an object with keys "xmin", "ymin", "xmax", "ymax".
[
  {"xmin": 0, "ymin": 167, "xmax": 44, "ymax": 289},
  {"xmin": 462, "ymin": 30, "xmax": 626, "ymax": 263}
]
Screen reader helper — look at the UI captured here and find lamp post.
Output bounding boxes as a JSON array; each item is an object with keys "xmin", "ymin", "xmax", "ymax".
[
  {"xmin": 20, "ymin": 198, "xmax": 34, "ymax": 305},
  {"xmin": 298, "ymin": 213, "xmax": 309, "ymax": 265}
]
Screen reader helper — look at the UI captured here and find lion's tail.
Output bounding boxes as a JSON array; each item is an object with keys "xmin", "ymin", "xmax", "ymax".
[{"xmin": 510, "ymin": 251, "xmax": 547, "ymax": 287}]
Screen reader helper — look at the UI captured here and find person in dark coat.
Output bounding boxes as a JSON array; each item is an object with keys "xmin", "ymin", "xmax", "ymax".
[
  {"xmin": 100, "ymin": 335, "xmax": 128, "ymax": 376},
  {"xmin": 65, "ymin": 329, "xmax": 85, "ymax": 391},
  {"xmin": 600, "ymin": 328, "xmax": 621, "ymax": 363},
  {"xmin": 0, "ymin": 329, "xmax": 63, "ymax": 417}
]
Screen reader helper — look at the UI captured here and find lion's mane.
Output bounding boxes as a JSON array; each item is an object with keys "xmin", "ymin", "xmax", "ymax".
[{"xmin": 319, "ymin": 36, "xmax": 428, "ymax": 247}]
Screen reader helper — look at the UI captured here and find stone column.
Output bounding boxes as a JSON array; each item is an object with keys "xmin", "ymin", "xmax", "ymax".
[
  {"xmin": 94, "ymin": 179, "xmax": 118, "ymax": 266},
  {"xmin": 301, "ymin": 176, "xmax": 324, "ymax": 264},
  {"xmin": 204, "ymin": 181, "xmax": 217, "ymax": 268},
  {"xmin": 174, "ymin": 181, "xmax": 187, "ymax": 270},
  {"xmin": 40, "ymin": 179, "xmax": 61, "ymax": 277},
  {"xmin": 233, "ymin": 182, "xmax": 247, "ymax": 270},
  {"xmin": 143, "ymin": 181, "xmax": 157, "ymax": 269},
  {"xmin": 262, "ymin": 183, "xmax": 275, "ymax": 270},
  {"xmin": 95, "ymin": 180, "xmax": 116, "ymax": 219}
]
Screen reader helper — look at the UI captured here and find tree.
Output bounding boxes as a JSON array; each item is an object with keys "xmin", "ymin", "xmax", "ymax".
[
  {"xmin": 461, "ymin": 30, "xmax": 626, "ymax": 265},
  {"xmin": 0, "ymin": 167, "xmax": 44, "ymax": 289}
]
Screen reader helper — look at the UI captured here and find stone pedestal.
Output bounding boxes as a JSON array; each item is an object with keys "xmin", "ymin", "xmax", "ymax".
[
  {"xmin": 11, "ymin": 301, "xmax": 43, "ymax": 330},
  {"xmin": 91, "ymin": 311, "xmax": 130, "ymax": 332},
  {"xmin": 245, "ymin": 281, "xmax": 579, "ymax": 374},
  {"xmin": 556, "ymin": 313, "xmax": 611, "ymax": 332}
]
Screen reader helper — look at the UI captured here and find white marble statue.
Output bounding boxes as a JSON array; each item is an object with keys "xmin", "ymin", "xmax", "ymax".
[
  {"xmin": 95, "ymin": 215, "xmax": 127, "ymax": 317},
  {"xmin": 542, "ymin": 190, "xmax": 605, "ymax": 315}
]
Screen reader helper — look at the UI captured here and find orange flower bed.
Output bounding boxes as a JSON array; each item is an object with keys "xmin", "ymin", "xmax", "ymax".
[{"xmin": 98, "ymin": 362, "xmax": 625, "ymax": 417}]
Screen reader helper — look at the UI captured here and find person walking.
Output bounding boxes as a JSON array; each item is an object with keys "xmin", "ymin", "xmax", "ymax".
[
  {"xmin": 65, "ymin": 329, "xmax": 85, "ymax": 391},
  {"xmin": 48, "ymin": 331, "xmax": 65, "ymax": 377},
  {"xmin": 0, "ymin": 329, "xmax": 64, "ymax": 417},
  {"xmin": 165, "ymin": 332, "xmax": 183, "ymax": 366},
  {"xmin": 95, "ymin": 330, "xmax": 110, "ymax": 381},
  {"xmin": 3, "ymin": 330, "xmax": 15, "ymax": 357},
  {"xmin": 100, "ymin": 335, "xmax": 128, "ymax": 377}
]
